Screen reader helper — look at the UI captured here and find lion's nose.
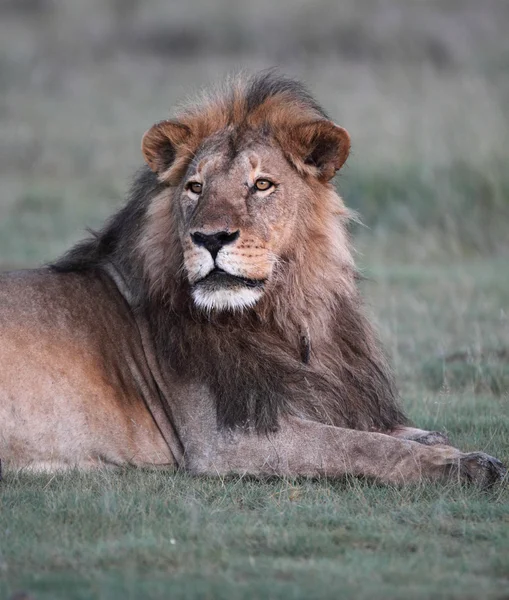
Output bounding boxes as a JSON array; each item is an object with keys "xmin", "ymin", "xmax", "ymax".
[{"xmin": 190, "ymin": 230, "xmax": 240, "ymax": 260}]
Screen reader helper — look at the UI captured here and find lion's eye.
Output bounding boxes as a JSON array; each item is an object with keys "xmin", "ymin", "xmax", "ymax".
[
  {"xmin": 254, "ymin": 179, "xmax": 274, "ymax": 192},
  {"xmin": 187, "ymin": 182, "xmax": 203, "ymax": 195}
]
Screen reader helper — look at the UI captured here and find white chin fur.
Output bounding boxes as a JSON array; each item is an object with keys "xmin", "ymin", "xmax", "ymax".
[{"xmin": 192, "ymin": 287, "xmax": 263, "ymax": 312}]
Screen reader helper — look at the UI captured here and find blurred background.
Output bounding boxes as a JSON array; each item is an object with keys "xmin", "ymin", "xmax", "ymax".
[{"xmin": 0, "ymin": 0, "xmax": 508, "ymax": 266}]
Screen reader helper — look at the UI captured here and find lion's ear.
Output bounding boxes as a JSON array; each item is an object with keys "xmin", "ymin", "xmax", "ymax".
[
  {"xmin": 289, "ymin": 120, "xmax": 350, "ymax": 181},
  {"xmin": 141, "ymin": 121, "xmax": 192, "ymax": 174}
]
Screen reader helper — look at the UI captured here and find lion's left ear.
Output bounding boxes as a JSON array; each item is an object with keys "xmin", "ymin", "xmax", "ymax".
[{"xmin": 287, "ymin": 120, "xmax": 350, "ymax": 181}]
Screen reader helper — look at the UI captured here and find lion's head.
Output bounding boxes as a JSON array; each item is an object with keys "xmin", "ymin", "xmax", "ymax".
[{"xmin": 140, "ymin": 73, "xmax": 351, "ymax": 312}]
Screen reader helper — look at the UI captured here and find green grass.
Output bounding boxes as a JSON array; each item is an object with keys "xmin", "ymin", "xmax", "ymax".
[
  {"xmin": 1, "ymin": 0, "xmax": 509, "ymax": 597},
  {"xmin": 1, "ymin": 465, "xmax": 509, "ymax": 600}
]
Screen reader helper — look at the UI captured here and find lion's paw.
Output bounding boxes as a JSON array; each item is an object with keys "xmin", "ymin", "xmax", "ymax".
[{"xmin": 459, "ymin": 452, "xmax": 507, "ymax": 489}]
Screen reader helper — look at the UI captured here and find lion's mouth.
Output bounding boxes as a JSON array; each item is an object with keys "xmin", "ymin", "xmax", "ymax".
[{"xmin": 194, "ymin": 268, "xmax": 266, "ymax": 290}]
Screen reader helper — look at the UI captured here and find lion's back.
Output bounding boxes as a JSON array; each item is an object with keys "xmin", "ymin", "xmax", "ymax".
[{"xmin": 0, "ymin": 268, "xmax": 174, "ymax": 471}]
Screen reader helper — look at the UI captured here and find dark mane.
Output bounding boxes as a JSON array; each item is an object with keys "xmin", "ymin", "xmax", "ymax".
[
  {"xmin": 52, "ymin": 167, "xmax": 161, "ymax": 274},
  {"xmin": 52, "ymin": 71, "xmax": 407, "ymax": 435},
  {"xmin": 244, "ymin": 70, "xmax": 328, "ymax": 117}
]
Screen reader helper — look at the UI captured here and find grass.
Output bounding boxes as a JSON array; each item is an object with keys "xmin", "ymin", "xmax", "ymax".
[
  {"xmin": 1, "ymin": 463, "xmax": 509, "ymax": 600},
  {"xmin": 0, "ymin": 0, "xmax": 509, "ymax": 598}
]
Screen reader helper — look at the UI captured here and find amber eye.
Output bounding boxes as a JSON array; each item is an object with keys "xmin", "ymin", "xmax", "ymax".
[
  {"xmin": 187, "ymin": 182, "xmax": 202, "ymax": 195},
  {"xmin": 254, "ymin": 178, "xmax": 274, "ymax": 192}
]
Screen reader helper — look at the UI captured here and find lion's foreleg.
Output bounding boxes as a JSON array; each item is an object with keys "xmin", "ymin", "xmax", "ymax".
[{"xmin": 184, "ymin": 416, "xmax": 506, "ymax": 487}]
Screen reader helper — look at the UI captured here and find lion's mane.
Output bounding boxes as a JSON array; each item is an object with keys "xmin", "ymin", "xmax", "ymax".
[{"xmin": 53, "ymin": 71, "xmax": 407, "ymax": 434}]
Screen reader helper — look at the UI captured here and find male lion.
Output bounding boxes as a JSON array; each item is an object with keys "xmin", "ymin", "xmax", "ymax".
[{"xmin": 0, "ymin": 72, "xmax": 505, "ymax": 486}]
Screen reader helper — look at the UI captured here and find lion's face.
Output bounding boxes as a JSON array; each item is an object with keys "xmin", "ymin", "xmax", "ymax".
[
  {"xmin": 141, "ymin": 94, "xmax": 350, "ymax": 313},
  {"xmin": 177, "ymin": 139, "xmax": 306, "ymax": 311}
]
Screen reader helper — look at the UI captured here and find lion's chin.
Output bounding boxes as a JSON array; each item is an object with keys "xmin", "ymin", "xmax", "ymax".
[
  {"xmin": 192, "ymin": 286, "xmax": 263, "ymax": 312},
  {"xmin": 191, "ymin": 269, "xmax": 265, "ymax": 312}
]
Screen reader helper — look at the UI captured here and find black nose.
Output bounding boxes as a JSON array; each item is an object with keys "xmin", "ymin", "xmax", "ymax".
[{"xmin": 191, "ymin": 230, "xmax": 240, "ymax": 260}]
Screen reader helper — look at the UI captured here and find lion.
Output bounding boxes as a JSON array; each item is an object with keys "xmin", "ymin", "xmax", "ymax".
[{"xmin": 0, "ymin": 72, "xmax": 505, "ymax": 486}]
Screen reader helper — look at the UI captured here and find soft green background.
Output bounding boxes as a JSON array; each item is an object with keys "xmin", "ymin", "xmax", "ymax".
[{"xmin": 0, "ymin": 1, "xmax": 508, "ymax": 598}]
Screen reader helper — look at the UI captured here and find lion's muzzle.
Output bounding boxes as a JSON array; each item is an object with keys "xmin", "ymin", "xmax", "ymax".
[{"xmin": 185, "ymin": 229, "xmax": 273, "ymax": 312}]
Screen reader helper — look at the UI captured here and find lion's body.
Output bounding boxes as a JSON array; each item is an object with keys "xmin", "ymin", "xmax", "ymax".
[
  {"xmin": 0, "ymin": 270, "xmax": 174, "ymax": 470},
  {"xmin": 0, "ymin": 72, "xmax": 505, "ymax": 485}
]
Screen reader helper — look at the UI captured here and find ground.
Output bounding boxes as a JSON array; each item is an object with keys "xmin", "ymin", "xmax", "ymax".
[{"xmin": 0, "ymin": 0, "xmax": 508, "ymax": 598}]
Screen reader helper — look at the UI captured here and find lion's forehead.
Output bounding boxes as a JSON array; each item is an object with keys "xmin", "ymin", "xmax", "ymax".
[{"xmin": 189, "ymin": 140, "xmax": 286, "ymax": 187}]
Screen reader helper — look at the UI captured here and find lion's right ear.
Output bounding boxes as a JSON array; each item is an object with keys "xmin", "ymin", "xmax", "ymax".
[{"xmin": 141, "ymin": 121, "xmax": 192, "ymax": 174}]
